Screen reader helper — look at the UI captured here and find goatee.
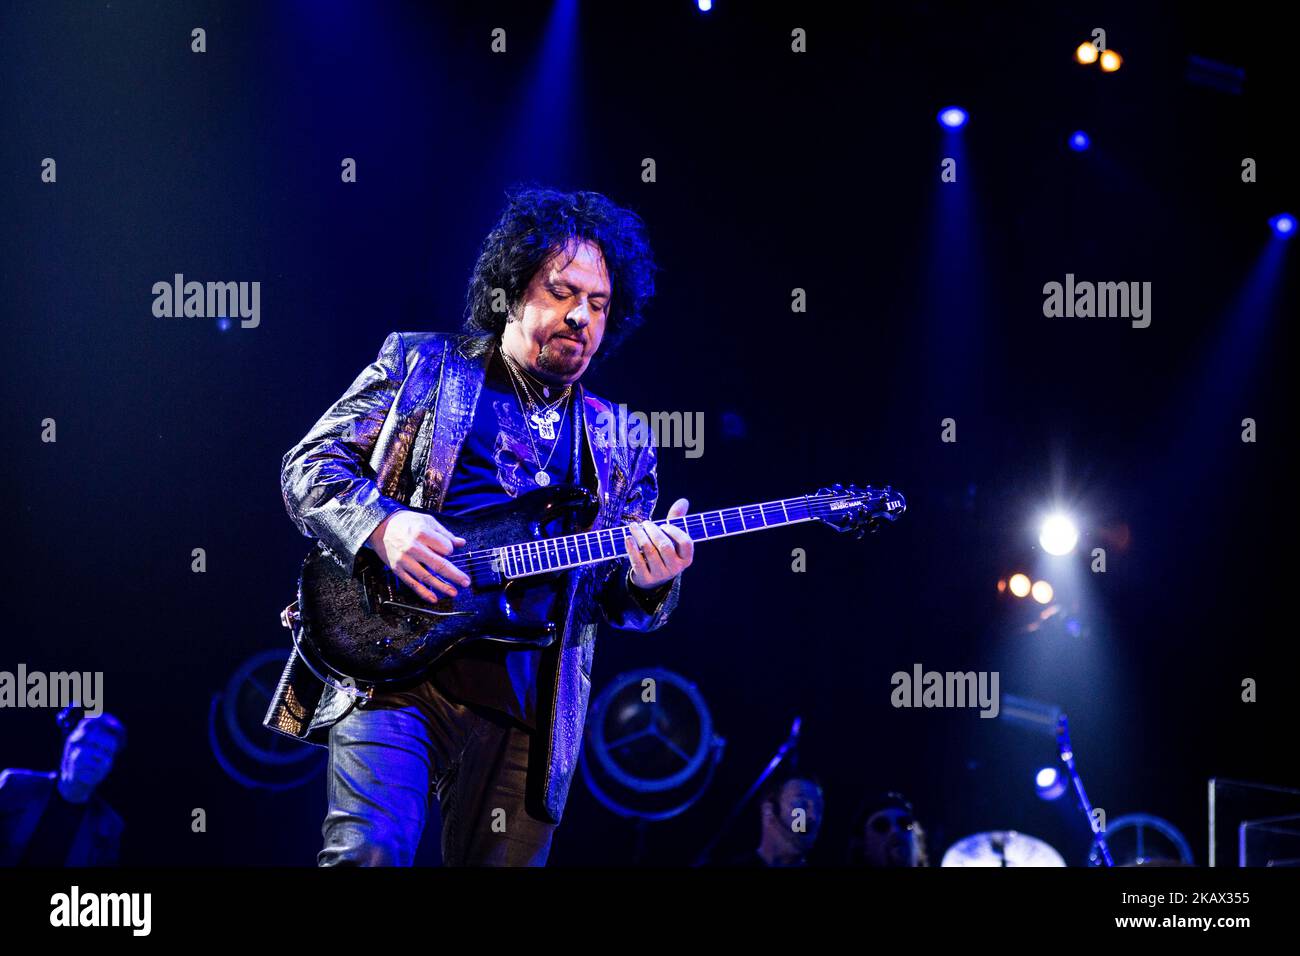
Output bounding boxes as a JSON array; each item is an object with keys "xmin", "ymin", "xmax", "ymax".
[{"xmin": 536, "ymin": 344, "xmax": 581, "ymax": 379}]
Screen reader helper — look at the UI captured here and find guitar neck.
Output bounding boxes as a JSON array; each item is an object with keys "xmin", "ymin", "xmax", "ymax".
[{"xmin": 484, "ymin": 496, "xmax": 829, "ymax": 579}]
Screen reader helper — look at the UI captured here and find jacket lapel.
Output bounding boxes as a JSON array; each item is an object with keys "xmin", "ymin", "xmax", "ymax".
[
  {"xmin": 414, "ymin": 334, "xmax": 614, "ymax": 522},
  {"xmin": 416, "ymin": 336, "xmax": 489, "ymax": 511},
  {"xmin": 578, "ymin": 385, "xmax": 613, "ymax": 526}
]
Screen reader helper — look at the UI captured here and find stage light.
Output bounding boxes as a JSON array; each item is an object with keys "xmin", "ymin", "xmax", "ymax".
[
  {"xmin": 1064, "ymin": 615, "xmax": 1084, "ymax": 637},
  {"xmin": 1031, "ymin": 580, "xmax": 1054, "ymax": 604},
  {"xmin": 1008, "ymin": 573, "xmax": 1032, "ymax": 598},
  {"xmin": 1075, "ymin": 42, "xmax": 1099, "ymax": 65},
  {"xmin": 1069, "ymin": 131, "xmax": 1090, "ymax": 152},
  {"xmin": 1039, "ymin": 514, "xmax": 1079, "ymax": 555},
  {"xmin": 1270, "ymin": 213, "xmax": 1295, "ymax": 238},
  {"xmin": 938, "ymin": 106, "xmax": 968, "ymax": 129},
  {"xmin": 1099, "ymin": 49, "xmax": 1123, "ymax": 72},
  {"xmin": 1036, "ymin": 766, "xmax": 1067, "ymax": 800},
  {"xmin": 697, "ymin": 0, "xmax": 712, "ymax": 10}
]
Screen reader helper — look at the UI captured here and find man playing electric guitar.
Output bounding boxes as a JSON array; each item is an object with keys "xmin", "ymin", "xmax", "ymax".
[{"xmin": 265, "ymin": 187, "xmax": 693, "ymax": 866}]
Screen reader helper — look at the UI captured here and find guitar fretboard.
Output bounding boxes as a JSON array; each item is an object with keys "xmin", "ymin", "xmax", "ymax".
[{"xmin": 464, "ymin": 496, "xmax": 841, "ymax": 579}]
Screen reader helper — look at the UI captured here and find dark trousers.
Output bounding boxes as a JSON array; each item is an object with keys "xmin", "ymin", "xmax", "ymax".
[{"xmin": 318, "ymin": 679, "xmax": 555, "ymax": 866}]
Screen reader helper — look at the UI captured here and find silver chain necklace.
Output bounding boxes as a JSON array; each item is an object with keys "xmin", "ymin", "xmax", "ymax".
[
  {"xmin": 500, "ymin": 348, "xmax": 571, "ymax": 437},
  {"xmin": 503, "ymin": 347, "xmax": 563, "ymax": 400},
  {"xmin": 499, "ymin": 347, "xmax": 571, "ymax": 487}
]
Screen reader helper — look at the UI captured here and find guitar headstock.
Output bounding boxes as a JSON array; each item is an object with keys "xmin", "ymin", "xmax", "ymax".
[{"xmin": 809, "ymin": 483, "xmax": 907, "ymax": 537}]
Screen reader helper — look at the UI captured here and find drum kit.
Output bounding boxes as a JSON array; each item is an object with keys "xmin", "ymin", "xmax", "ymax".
[
  {"xmin": 941, "ymin": 830, "xmax": 1066, "ymax": 867},
  {"xmin": 939, "ymin": 820, "xmax": 1195, "ymax": 867},
  {"xmin": 938, "ymin": 704, "xmax": 1194, "ymax": 866},
  {"xmin": 938, "ymin": 707, "xmax": 1111, "ymax": 866},
  {"xmin": 581, "ymin": 675, "xmax": 1203, "ymax": 866}
]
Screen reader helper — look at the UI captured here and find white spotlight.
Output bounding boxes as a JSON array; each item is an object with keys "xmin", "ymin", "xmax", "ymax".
[{"xmin": 1039, "ymin": 514, "xmax": 1079, "ymax": 555}]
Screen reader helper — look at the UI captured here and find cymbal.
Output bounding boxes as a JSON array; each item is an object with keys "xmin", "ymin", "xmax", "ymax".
[{"xmin": 940, "ymin": 830, "xmax": 1066, "ymax": 867}]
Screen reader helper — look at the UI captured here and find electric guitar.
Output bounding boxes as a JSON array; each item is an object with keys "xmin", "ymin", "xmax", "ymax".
[{"xmin": 280, "ymin": 482, "xmax": 906, "ymax": 694}]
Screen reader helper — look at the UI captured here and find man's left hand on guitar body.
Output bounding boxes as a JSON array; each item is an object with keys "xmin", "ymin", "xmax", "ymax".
[{"xmin": 625, "ymin": 497, "xmax": 694, "ymax": 590}]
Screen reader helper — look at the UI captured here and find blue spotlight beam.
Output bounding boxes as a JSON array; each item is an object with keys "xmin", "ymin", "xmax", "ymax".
[{"xmin": 1147, "ymin": 231, "xmax": 1289, "ymax": 503}]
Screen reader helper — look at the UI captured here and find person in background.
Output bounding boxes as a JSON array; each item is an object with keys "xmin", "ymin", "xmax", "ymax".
[
  {"xmin": 722, "ymin": 769, "xmax": 825, "ymax": 867},
  {"xmin": 0, "ymin": 711, "xmax": 127, "ymax": 866},
  {"xmin": 847, "ymin": 791, "xmax": 929, "ymax": 867}
]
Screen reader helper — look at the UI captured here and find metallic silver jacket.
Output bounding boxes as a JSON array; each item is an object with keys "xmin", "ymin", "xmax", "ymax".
[{"xmin": 264, "ymin": 330, "xmax": 680, "ymax": 824}]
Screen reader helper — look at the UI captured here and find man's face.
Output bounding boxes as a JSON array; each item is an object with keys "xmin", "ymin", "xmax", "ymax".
[
  {"xmin": 765, "ymin": 779, "xmax": 825, "ymax": 852},
  {"xmin": 502, "ymin": 239, "xmax": 610, "ymax": 384},
  {"xmin": 864, "ymin": 807, "xmax": 917, "ymax": 867},
  {"xmin": 61, "ymin": 723, "xmax": 119, "ymax": 790}
]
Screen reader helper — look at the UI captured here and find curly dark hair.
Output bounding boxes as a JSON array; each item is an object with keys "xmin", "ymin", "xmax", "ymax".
[{"xmin": 464, "ymin": 186, "xmax": 657, "ymax": 354}]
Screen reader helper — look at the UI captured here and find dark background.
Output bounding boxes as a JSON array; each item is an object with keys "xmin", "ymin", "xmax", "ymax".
[{"xmin": 1, "ymin": 0, "xmax": 1294, "ymax": 866}]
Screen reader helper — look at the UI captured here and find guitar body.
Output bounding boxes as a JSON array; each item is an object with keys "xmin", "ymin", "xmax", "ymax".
[
  {"xmin": 286, "ymin": 478, "xmax": 906, "ymax": 693},
  {"xmin": 294, "ymin": 484, "xmax": 599, "ymax": 689}
]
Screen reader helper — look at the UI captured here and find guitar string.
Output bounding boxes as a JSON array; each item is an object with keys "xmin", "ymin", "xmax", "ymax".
[
  {"xmin": 433, "ymin": 493, "xmax": 887, "ymax": 574},
  {"xmin": 396, "ymin": 493, "xmax": 893, "ymax": 579}
]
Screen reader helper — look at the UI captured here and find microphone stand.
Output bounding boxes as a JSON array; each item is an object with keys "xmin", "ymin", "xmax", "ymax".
[
  {"xmin": 1057, "ymin": 713, "xmax": 1113, "ymax": 867},
  {"xmin": 692, "ymin": 716, "xmax": 801, "ymax": 866}
]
